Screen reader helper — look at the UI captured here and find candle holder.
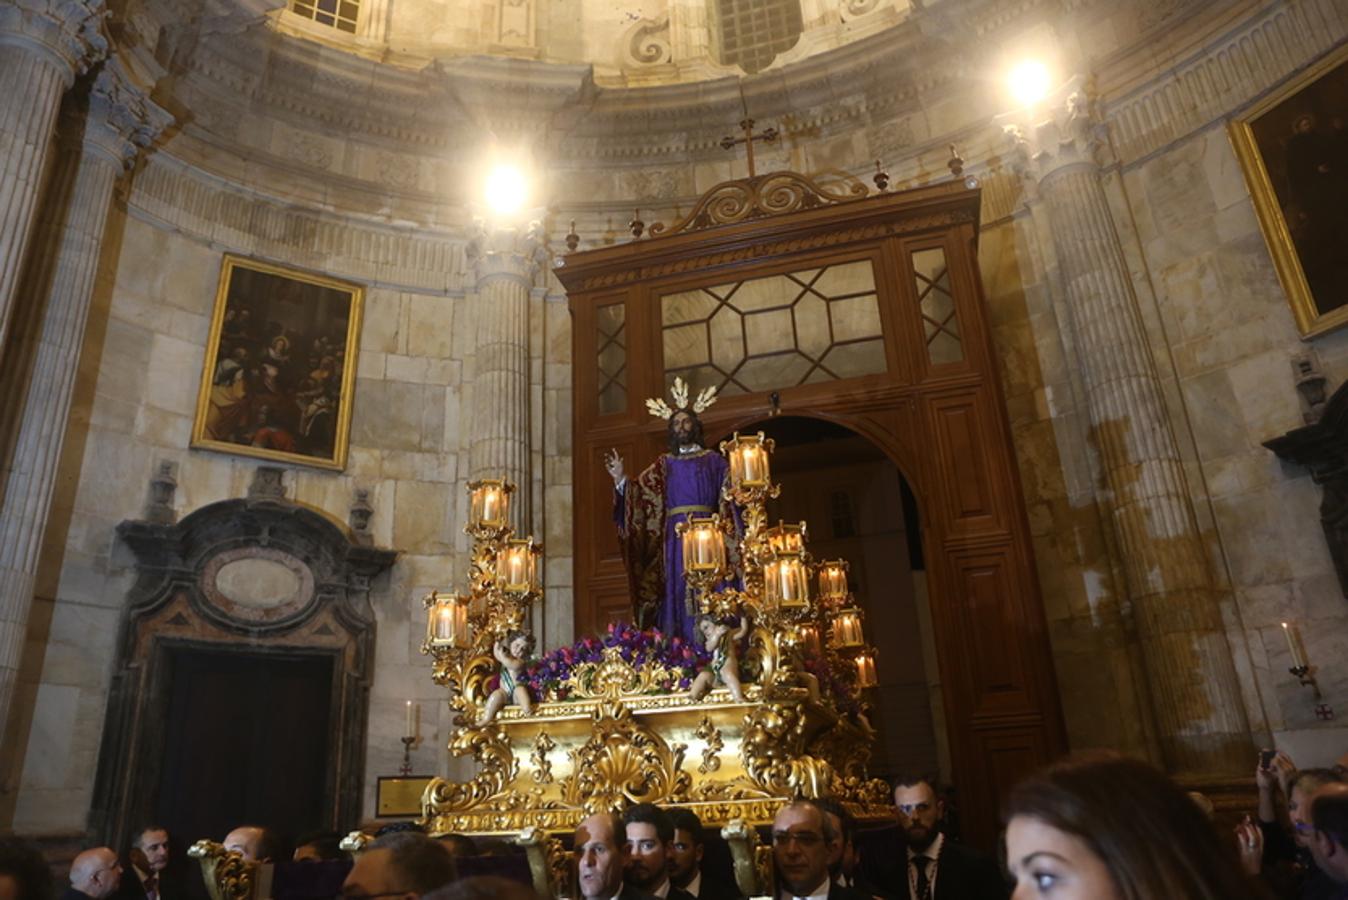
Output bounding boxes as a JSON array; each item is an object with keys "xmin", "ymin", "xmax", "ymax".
[
  {"xmin": 467, "ymin": 478, "xmax": 513, "ymax": 535},
  {"xmin": 425, "ymin": 591, "xmax": 471, "ymax": 650},
  {"xmin": 496, "ymin": 538, "xmax": 542, "ymax": 596},
  {"xmin": 400, "ymin": 735, "xmax": 415, "ymax": 776},
  {"xmin": 829, "ymin": 607, "xmax": 866, "ymax": 650}
]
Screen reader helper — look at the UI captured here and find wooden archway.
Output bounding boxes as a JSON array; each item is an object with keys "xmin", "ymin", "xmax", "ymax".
[{"xmin": 556, "ymin": 178, "xmax": 1065, "ymax": 846}]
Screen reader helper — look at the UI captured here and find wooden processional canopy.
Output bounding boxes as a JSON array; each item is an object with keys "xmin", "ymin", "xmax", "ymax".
[{"xmin": 554, "ymin": 167, "xmax": 1067, "ymax": 848}]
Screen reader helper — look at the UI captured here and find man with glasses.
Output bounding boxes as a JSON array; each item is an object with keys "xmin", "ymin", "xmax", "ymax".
[
  {"xmin": 341, "ymin": 832, "xmax": 455, "ymax": 900},
  {"xmin": 771, "ymin": 801, "xmax": 867, "ymax": 900},
  {"xmin": 879, "ymin": 777, "xmax": 1004, "ymax": 900},
  {"xmin": 64, "ymin": 848, "xmax": 122, "ymax": 900}
]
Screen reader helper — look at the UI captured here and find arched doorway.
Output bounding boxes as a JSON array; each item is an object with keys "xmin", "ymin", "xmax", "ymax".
[{"xmin": 738, "ymin": 415, "xmax": 948, "ymax": 785}]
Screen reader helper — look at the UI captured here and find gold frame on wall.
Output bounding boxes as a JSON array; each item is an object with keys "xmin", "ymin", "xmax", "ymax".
[
  {"xmin": 191, "ymin": 254, "xmax": 364, "ymax": 470},
  {"xmin": 1229, "ymin": 44, "xmax": 1348, "ymax": 338}
]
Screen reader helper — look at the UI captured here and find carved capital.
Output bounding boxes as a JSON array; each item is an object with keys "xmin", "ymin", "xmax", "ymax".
[
  {"xmin": 66, "ymin": 60, "xmax": 173, "ymax": 168},
  {"xmin": 0, "ymin": 0, "xmax": 108, "ymax": 83},
  {"xmin": 468, "ymin": 219, "xmax": 547, "ymax": 288},
  {"xmin": 1002, "ymin": 77, "xmax": 1110, "ymax": 186}
]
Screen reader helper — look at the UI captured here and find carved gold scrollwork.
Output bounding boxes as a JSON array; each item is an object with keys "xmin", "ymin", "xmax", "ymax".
[
  {"xmin": 531, "ymin": 731, "xmax": 556, "ymax": 784},
  {"xmin": 741, "ymin": 702, "xmax": 834, "ymax": 798},
  {"xmin": 649, "ymin": 172, "xmax": 869, "ymax": 237},
  {"xmin": 423, "ymin": 725, "xmax": 518, "ymax": 814},
  {"xmin": 560, "ymin": 698, "xmax": 691, "ymax": 811},
  {"xmin": 695, "ymin": 715, "xmax": 723, "ymax": 774},
  {"xmin": 565, "ymin": 645, "xmax": 675, "ymax": 699},
  {"xmin": 187, "ymin": 841, "xmax": 253, "ymax": 900}
]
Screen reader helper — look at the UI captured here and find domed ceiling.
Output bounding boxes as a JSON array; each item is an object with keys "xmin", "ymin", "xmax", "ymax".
[{"xmin": 267, "ymin": 0, "xmax": 916, "ymax": 86}]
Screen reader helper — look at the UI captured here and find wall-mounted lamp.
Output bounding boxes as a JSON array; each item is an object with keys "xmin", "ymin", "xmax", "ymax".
[{"xmin": 1282, "ymin": 621, "xmax": 1334, "ymax": 720}]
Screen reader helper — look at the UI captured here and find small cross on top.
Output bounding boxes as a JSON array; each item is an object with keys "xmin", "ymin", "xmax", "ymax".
[{"xmin": 720, "ymin": 118, "xmax": 779, "ymax": 178}]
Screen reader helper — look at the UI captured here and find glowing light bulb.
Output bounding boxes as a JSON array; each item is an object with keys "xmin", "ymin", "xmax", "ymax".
[
  {"xmin": 484, "ymin": 165, "xmax": 528, "ymax": 215},
  {"xmin": 1007, "ymin": 60, "xmax": 1050, "ymax": 107}
]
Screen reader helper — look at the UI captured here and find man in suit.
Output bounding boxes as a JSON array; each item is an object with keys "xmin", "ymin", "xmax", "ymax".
[
  {"xmin": 814, "ymin": 800, "xmax": 887, "ymax": 900},
  {"xmin": 1308, "ymin": 783, "xmax": 1348, "ymax": 892},
  {"xmin": 772, "ymin": 801, "xmax": 868, "ymax": 900},
  {"xmin": 113, "ymin": 826, "xmax": 178, "ymax": 900},
  {"xmin": 64, "ymin": 849, "xmax": 122, "ymax": 900},
  {"xmin": 622, "ymin": 804, "xmax": 693, "ymax": 900},
  {"xmin": 879, "ymin": 777, "xmax": 1006, "ymax": 900},
  {"xmin": 668, "ymin": 809, "xmax": 741, "ymax": 900},
  {"xmin": 575, "ymin": 813, "xmax": 655, "ymax": 900},
  {"xmin": 223, "ymin": 826, "xmax": 284, "ymax": 864}
]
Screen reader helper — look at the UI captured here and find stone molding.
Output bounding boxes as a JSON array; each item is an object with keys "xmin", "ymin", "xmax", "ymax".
[
  {"xmin": 1101, "ymin": 0, "xmax": 1348, "ymax": 167},
  {"xmin": 467, "ymin": 220, "xmax": 547, "ymax": 288},
  {"xmin": 0, "ymin": 0, "xmax": 108, "ymax": 82},
  {"xmin": 62, "ymin": 60, "xmax": 172, "ymax": 168},
  {"xmin": 1002, "ymin": 81, "xmax": 1108, "ymax": 189}
]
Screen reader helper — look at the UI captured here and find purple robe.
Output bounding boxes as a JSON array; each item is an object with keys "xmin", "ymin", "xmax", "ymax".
[{"xmin": 615, "ymin": 449, "xmax": 734, "ymax": 645}]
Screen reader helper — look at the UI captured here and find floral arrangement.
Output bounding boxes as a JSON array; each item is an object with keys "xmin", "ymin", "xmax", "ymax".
[
  {"xmin": 803, "ymin": 651, "xmax": 862, "ymax": 717},
  {"xmin": 519, "ymin": 621, "xmax": 710, "ymax": 701}
]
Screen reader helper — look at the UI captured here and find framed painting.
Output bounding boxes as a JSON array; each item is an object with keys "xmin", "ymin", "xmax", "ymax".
[
  {"xmin": 192, "ymin": 255, "xmax": 364, "ymax": 470},
  {"xmin": 1229, "ymin": 45, "xmax": 1348, "ymax": 338}
]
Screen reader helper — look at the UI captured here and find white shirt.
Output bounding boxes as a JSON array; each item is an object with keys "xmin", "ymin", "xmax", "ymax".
[
  {"xmin": 685, "ymin": 872, "xmax": 703, "ymax": 898},
  {"xmin": 780, "ymin": 877, "xmax": 831, "ymax": 900},
  {"xmin": 652, "ymin": 879, "xmax": 672, "ymax": 898},
  {"xmin": 907, "ymin": 833, "xmax": 944, "ymax": 900}
]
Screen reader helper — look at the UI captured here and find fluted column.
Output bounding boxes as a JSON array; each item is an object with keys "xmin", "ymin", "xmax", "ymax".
[
  {"xmin": 1009, "ymin": 91, "xmax": 1250, "ymax": 776},
  {"xmin": 0, "ymin": 62, "xmax": 168, "ymax": 734},
  {"xmin": 467, "ymin": 221, "xmax": 543, "ymax": 535},
  {"xmin": 0, "ymin": 0, "xmax": 107, "ymax": 361}
]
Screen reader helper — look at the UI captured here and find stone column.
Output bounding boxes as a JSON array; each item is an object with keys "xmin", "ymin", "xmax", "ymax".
[
  {"xmin": 0, "ymin": 63, "xmax": 168, "ymax": 733},
  {"xmin": 0, "ymin": 0, "xmax": 107, "ymax": 359},
  {"xmin": 1009, "ymin": 91, "xmax": 1250, "ymax": 776},
  {"xmin": 466, "ymin": 221, "xmax": 543, "ymax": 535}
]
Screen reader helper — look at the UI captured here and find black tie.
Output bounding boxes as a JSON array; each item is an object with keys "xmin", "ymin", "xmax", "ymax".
[{"xmin": 913, "ymin": 854, "xmax": 931, "ymax": 900}]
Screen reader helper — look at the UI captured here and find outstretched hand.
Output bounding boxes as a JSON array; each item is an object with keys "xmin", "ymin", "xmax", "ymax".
[{"xmin": 605, "ymin": 448, "xmax": 625, "ymax": 486}]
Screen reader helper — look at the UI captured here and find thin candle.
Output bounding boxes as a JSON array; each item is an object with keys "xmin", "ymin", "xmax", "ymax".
[
  {"xmin": 405, "ymin": 700, "xmax": 414, "ymax": 737},
  {"xmin": 1282, "ymin": 622, "xmax": 1306, "ymax": 668}
]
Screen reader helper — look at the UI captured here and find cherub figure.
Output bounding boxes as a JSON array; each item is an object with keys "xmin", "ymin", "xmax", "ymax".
[
  {"xmin": 689, "ymin": 614, "xmax": 750, "ymax": 702},
  {"xmin": 478, "ymin": 630, "xmax": 535, "ymax": 725}
]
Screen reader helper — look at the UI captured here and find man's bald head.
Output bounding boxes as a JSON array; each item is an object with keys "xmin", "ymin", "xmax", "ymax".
[
  {"xmin": 70, "ymin": 848, "xmax": 121, "ymax": 899},
  {"xmin": 224, "ymin": 826, "xmax": 280, "ymax": 863}
]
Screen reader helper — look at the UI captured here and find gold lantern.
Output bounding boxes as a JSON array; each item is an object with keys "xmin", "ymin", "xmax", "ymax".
[
  {"xmin": 468, "ymin": 479, "xmax": 512, "ymax": 530},
  {"xmin": 799, "ymin": 622, "xmax": 822, "ymax": 657},
  {"xmin": 425, "ymin": 591, "xmax": 470, "ymax": 649},
  {"xmin": 855, "ymin": 651, "xmax": 878, "ymax": 688},
  {"xmin": 763, "ymin": 551, "xmax": 810, "ymax": 611},
  {"xmin": 679, "ymin": 515, "xmax": 727, "ymax": 575},
  {"xmin": 495, "ymin": 539, "xmax": 540, "ymax": 594},
  {"xmin": 818, "ymin": 560, "xmax": 849, "ymax": 604},
  {"xmin": 765, "ymin": 521, "xmax": 807, "ymax": 555},
  {"xmin": 726, "ymin": 432, "xmax": 772, "ymax": 489},
  {"xmin": 830, "ymin": 608, "xmax": 865, "ymax": 649}
]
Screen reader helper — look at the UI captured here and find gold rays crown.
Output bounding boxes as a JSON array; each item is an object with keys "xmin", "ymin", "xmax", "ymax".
[{"xmin": 645, "ymin": 377, "xmax": 718, "ymax": 420}]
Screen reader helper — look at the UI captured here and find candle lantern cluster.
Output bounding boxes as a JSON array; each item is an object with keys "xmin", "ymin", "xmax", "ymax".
[
  {"xmin": 420, "ymin": 477, "xmax": 544, "ymax": 720},
  {"xmin": 679, "ymin": 430, "xmax": 880, "ymax": 703}
]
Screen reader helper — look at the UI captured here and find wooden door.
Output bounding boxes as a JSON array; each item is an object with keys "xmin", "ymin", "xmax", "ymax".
[{"xmin": 556, "ymin": 180, "xmax": 1065, "ymax": 848}]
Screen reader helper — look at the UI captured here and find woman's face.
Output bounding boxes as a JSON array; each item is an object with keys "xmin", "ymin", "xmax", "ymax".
[{"xmin": 1006, "ymin": 816, "xmax": 1122, "ymax": 900}]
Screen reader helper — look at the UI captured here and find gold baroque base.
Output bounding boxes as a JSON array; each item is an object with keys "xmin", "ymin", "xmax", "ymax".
[{"xmin": 420, "ymin": 686, "xmax": 893, "ymax": 836}]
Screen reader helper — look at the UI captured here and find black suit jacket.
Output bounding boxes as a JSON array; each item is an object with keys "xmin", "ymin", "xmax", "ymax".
[
  {"xmin": 872, "ymin": 840, "xmax": 1007, "ymax": 900},
  {"xmin": 693, "ymin": 871, "xmax": 744, "ymax": 900},
  {"xmin": 111, "ymin": 867, "xmax": 184, "ymax": 900}
]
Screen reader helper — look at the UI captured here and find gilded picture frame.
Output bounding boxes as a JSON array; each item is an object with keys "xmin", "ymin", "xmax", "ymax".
[
  {"xmin": 191, "ymin": 254, "xmax": 364, "ymax": 470},
  {"xmin": 1229, "ymin": 45, "xmax": 1348, "ymax": 338}
]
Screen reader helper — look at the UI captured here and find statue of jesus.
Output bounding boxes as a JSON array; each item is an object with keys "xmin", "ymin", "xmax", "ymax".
[{"xmin": 605, "ymin": 379, "xmax": 735, "ymax": 645}]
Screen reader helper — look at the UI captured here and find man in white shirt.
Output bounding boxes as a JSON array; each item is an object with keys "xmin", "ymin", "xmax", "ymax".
[
  {"xmin": 771, "ymin": 802, "xmax": 867, "ymax": 900},
  {"xmin": 881, "ymin": 778, "xmax": 1006, "ymax": 900},
  {"xmin": 668, "ymin": 809, "xmax": 741, "ymax": 900}
]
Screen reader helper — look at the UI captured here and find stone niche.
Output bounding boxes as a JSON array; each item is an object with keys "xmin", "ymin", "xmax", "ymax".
[{"xmin": 88, "ymin": 469, "xmax": 397, "ymax": 850}]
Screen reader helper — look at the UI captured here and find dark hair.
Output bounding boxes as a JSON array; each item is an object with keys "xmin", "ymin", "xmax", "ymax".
[
  {"xmin": 503, "ymin": 630, "xmax": 535, "ymax": 657},
  {"xmin": 813, "ymin": 798, "xmax": 855, "ymax": 843},
  {"xmin": 255, "ymin": 828, "xmax": 288, "ymax": 865},
  {"xmin": 666, "ymin": 410, "xmax": 705, "ymax": 453},
  {"xmin": 1006, "ymin": 753, "xmax": 1267, "ymax": 900},
  {"xmin": 892, "ymin": 774, "xmax": 940, "ymax": 795},
  {"xmin": 370, "ymin": 832, "xmax": 457, "ymax": 895},
  {"xmin": 294, "ymin": 831, "xmax": 344, "ymax": 861},
  {"xmin": 667, "ymin": 809, "xmax": 705, "ymax": 845},
  {"xmin": 0, "ymin": 837, "xmax": 53, "ymax": 900},
  {"xmin": 423, "ymin": 876, "xmax": 539, "ymax": 900},
  {"xmin": 436, "ymin": 834, "xmax": 478, "ymax": 858},
  {"xmin": 1313, "ymin": 787, "xmax": 1348, "ymax": 847},
  {"xmin": 623, "ymin": 803, "xmax": 673, "ymax": 843}
]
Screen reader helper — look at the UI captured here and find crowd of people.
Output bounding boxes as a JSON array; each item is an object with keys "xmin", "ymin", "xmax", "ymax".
[{"xmin": 5, "ymin": 750, "xmax": 1348, "ymax": 900}]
